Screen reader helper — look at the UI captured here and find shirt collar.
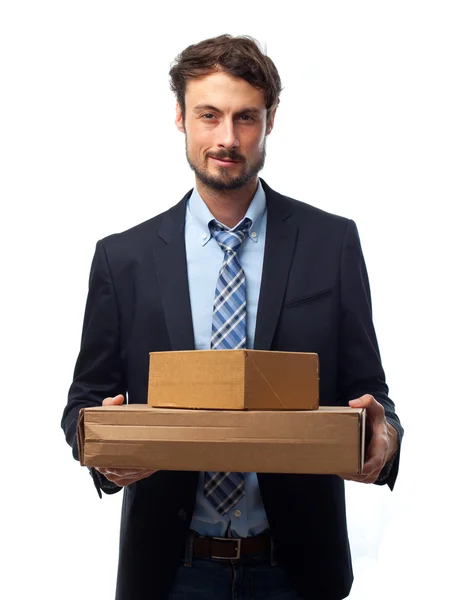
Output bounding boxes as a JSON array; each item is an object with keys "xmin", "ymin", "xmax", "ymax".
[{"xmin": 187, "ymin": 179, "xmax": 266, "ymax": 246}]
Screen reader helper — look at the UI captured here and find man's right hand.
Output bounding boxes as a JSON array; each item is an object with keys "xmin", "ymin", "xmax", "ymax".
[{"xmin": 95, "ymin": 394, "xmax": 157, "ymax": 486}]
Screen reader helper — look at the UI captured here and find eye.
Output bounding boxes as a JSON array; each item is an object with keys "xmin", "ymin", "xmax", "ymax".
[
  {"xmin": 202, "ymin": 113, "xmax": 216, "ymax": 120},
  {"xmin": 238, "ymin": 114, "xmax": 254, "ymax": 122}
]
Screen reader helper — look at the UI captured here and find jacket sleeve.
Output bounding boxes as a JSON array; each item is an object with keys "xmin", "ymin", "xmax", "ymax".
[
  {"xmin": 61, "ymin": 239, "xmax": 125, "ymax": 497},
  {"xmin": 338, "ymin": 219, "xmax": 403, "ymax": 489}
]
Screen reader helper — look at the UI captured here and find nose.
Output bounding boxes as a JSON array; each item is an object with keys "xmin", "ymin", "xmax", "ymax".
[{"xmin": 217, "ymin": 118, "xmax": 239, "ymax": 149}]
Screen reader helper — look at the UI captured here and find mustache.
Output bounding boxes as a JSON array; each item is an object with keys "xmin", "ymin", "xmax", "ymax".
[{"xmin": 207, "ymin": 150, "xmax": 245, "ymax": 162}]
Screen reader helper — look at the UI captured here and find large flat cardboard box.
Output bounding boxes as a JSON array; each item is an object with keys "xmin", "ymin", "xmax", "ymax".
[
  {"xmin": 77, "ymin": 406, "xmax": 365, "ymax": 474},
  {"xmin": 147, "ymin": 349, "xmax": 319, "ymax": 410}
]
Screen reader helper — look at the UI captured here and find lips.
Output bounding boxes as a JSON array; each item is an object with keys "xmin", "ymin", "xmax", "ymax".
[{"xmin": 209, "ymin": 156, "xmax": 241, "ymax": 165}]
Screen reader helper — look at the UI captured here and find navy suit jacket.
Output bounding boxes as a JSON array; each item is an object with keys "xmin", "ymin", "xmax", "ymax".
[{"xmin": 61, "ymin": 179, "xmax": 403, "ymax": 600}]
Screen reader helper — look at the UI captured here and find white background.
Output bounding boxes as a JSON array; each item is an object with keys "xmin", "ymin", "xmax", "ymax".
[{"xmin": 1, "ymin": 1, "xmax": 471, "ymax": 598}]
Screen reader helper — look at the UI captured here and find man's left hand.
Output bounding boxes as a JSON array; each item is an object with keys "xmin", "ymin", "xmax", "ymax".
[{"xmin": 340, "ymin": 394, "xmax": 399, "ymax": 484}]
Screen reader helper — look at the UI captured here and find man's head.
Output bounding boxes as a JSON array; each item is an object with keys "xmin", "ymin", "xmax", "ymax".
[{"xmin": 169, "ymin": 35, "xmax": 282, "ymax": 192}]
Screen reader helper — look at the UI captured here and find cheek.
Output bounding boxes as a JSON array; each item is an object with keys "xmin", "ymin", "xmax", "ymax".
[
  {"xmin": 188, "ymin": 131, "xmax": 213, "ymax": 155},
  {"xmin": 244, "ymin": 130, "xmax": 265, "ymax": 152},
  {"xmin": 245, "ymin": 139, "xmax": 265, "ymax": 158}
]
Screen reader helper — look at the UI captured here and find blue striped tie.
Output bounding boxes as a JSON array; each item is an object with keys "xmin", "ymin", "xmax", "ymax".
[{"xmin": 204, "ymin": 218, "xmax": 251, "ymax": 515}]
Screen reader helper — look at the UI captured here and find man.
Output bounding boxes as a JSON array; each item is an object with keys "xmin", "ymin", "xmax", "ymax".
[{"xmin": 61, "ymin": 34, "xmax": 403, "ymax": 600}]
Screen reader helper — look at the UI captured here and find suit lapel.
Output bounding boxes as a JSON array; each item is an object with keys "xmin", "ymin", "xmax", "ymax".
[
  {"xmin": 153, "ymin": 180, "xmax": 297, "ymax": 352},
  {"xmin": 153, "ymin": 192, "xmax": 195, "ymax": 351},
  {"xmin": 254, "ymin": 180, "xmax": 298, "ymax": 350}
]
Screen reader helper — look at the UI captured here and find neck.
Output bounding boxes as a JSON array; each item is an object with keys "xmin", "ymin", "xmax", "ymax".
[{"xmin": 195, "ymin": 177, "xmax": 258, "ymax": 229}]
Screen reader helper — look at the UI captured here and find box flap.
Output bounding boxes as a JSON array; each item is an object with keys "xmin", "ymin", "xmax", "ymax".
[
  {"xmin": 148, "ymin": 350, "xmax": 245, "ymax": 409},
  {"xmin": 244, "ymin": 350, "xmax": 319, "ymax": 409}
]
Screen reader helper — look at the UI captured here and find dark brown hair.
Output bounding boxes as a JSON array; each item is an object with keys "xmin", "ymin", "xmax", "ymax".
[{"xmin": 169, "ymin": 34, "xmax": 282, "ymax": 118}]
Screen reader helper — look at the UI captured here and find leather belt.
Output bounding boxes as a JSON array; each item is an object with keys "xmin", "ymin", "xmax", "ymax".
[{"xmin": 192, "ymin": 533, "xmax": 271, "ymax": 560}]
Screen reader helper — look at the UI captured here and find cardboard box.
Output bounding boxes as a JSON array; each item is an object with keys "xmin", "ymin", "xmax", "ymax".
[
  {"xmin": 147, "ymin": 349, "xmax": 319, "ymax": 410},
  {"xmin": 77, "ymin": 406, "xmax": 365, "ymax": 474}
]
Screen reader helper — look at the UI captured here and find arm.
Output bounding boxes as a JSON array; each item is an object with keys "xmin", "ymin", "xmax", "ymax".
[
  {"xmin": 61, "ymin": 240, "xmax": 126, "ymax": 497},
  {"xmin": 337, "ymin": 220, "xmax": 403, "ymax": 489}
]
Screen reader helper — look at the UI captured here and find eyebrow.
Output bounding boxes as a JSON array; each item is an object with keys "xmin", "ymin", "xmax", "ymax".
[{"xmin": 192, "ymin": 104, "xmax": 263, "ymax": 116}]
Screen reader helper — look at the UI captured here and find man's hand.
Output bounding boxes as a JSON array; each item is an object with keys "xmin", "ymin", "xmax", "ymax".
[
  {"xmin": 340, "ymin": 394, "xmax": 399, "ymax": 484},
  {"xmin": 95, "ymin": 394, "xmax": 157, "ymax": 486}
]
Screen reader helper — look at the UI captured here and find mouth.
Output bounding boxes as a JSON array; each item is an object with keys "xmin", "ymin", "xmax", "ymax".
[{"xmin": 209, "ymin": 156, "xmax": 242, "ymax": 167}]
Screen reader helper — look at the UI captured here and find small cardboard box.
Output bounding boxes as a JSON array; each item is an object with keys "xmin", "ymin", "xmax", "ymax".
[
  {"xmin": 77, "ymin": 406, "xmax": 365, "ymax": 474},
  {"xmin": 147, "ymin": 349, "xmax": 319, "ymax": 410}
]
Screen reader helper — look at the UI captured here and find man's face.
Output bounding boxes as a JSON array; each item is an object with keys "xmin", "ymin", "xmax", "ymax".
[{"xmin": 175, "ymin": 71, "xmax": 275, "ymax": 191}]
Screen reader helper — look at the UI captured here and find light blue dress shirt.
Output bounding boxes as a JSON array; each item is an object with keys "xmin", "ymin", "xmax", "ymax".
[{"xmin": 185, "ymin": 179, "xmax": 270, "ymax": 538}]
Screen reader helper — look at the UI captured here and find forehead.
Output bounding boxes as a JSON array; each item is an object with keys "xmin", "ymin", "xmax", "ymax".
[{"xmin": 185, "ymin": 71, "xmax": 266, "ymax": 111}]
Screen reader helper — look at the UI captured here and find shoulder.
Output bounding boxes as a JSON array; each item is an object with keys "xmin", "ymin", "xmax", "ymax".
[
  {"xmin": 284, "ymin": 193, "xmax": 349, "ymax": 224},
  {"xmin": 101, "ymin": 213, "xmax": 162, "ymax": 250},
  {"xmin": 262, "ymin": 180, "xmax": 354, "ymax": 235},
  {"xmin": 97, "ymin": 191, "xmax": 191, "ymax": 259}
]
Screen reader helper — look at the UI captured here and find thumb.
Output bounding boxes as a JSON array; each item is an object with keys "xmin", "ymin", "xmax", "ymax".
[
  {"xmin": 349, "ymin": 398, "xmax": 363, "ymax": 408},
  {"xmin": 102, "ymin": 394, "xmax": 125, "ymax": 406},
  {"xmin": 349, "ymin": 394, "xmax": 375, "ymax": 408}
]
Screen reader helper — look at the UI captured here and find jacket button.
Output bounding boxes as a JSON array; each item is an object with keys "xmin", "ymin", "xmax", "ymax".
[{"xmin": 177, "ymin": 509, "xmax": 187, "ymax": 522}]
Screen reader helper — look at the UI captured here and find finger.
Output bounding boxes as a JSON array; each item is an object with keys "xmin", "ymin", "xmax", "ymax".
[
  {"xmin": 339, "ymin": 451, "xmax": 384, "ymax": 483},
  {"xmin": 349, "ymin": 395, "xmax": 385, "ymax": 420},
  {"xmin": 339, "ymin": 474, "xmax": 371, "ymax": 483},
  {"xmin": 362, "ymin": 456, "xmax": 384, "ymax": 476},
  {"xmin": 361, "ymin": 466, "xmax": 382, "ymax": 482},
  {"xmin": 103, "ymin": 394, "xmax": 125, "ymax": 406},
  {"xmin": 339, "ymin": 471, "xmax": 379, "ymax": 484},
  {"xmin": 97, "ymin": 468, "xmax": 154, "ymax": 478},
  {"xmin": 364, "ymin": 422, "xmax": 389, "ymax": 459},
  {"xmin": 361, "ymin": 440, "xmax": 387, "ymax": 478},
  {"xmin": 358, "ymin": 471, "xmax": 381, "ymax": 484},
  {"xmin": 100, "ymin": 470, "xmax": 136, "ymax": 478},
  {"xmin": 338, "ymin": 438, "xmax": 384, "ymax": 481},
  {"xmin": 110, "ymin": 471, "xmax": 156, "ymax": 486},
  {"xmin": 360, "ymin": 450, "xmax": 386, "ymax": 480},
  {"xmin": 113, "ymin": 470, "xmax": 155, "ymax": 478},
  {"xmin": 95, "ymin": 470, "xmax": 124, "ymax": 485},
  {"xmin": 338, "ymin": 473, "xmax": 357, "ymax": 481},
  {"xmin": 349, "ymin": 394, "xmax": 375, "ymax": 407}
]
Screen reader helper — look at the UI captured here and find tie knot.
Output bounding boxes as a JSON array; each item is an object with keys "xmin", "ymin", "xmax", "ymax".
[{"xmin": 209, "ymin": 218, "xmax": 252, "ymax": 254}]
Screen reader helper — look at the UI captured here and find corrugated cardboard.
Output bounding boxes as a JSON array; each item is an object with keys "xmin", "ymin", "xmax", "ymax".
[
  {"xmin": 77, "ymin": 406, "xmax": 365, "ymax": 474},
  {"xmin": 147, "ymin": 349, "xmax": 319, "ymax": 410}
]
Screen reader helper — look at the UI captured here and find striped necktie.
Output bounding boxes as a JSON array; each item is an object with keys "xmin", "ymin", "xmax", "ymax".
[{"xmin": 204, "ymin": 217, "xmax": 251, "ymax": 515}]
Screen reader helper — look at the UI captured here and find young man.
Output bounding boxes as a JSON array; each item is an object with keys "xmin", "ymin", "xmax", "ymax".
[{"xmin": 61, "ymin": 35, "xmax": 403, "ymax": 600}]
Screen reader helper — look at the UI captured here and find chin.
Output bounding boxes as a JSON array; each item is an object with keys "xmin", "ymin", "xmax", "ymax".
[
  {"xmin": 200, "ymin": 174, "xmax": 250, "ymax": 192},
  {"xmin": 187, "ymin": 153, "xmax": 263, "ymax": 192}
]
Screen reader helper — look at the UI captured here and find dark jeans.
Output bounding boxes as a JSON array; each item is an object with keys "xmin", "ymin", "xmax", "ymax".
[{"xmin": 167, "ymin": 556, "xmax": 302, "ymax": 600}]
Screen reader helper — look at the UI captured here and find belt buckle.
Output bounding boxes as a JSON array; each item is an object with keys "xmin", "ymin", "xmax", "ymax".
[{"xmin": 211, "ymin": 537, "xmax": 241, "ymax": 560}]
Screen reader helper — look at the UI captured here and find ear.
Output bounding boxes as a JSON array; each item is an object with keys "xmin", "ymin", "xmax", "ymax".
[
  {"xmin": 266, "ymin": 107, "xmax": 277, "ymax": 136},
  {"xmin": 175, "ymin": 102, "xmax": 185, "ymax": 133}
]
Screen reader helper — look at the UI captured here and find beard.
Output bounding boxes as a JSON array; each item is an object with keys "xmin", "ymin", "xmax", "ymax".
[{"xmin": 185, "ymin": 138, "xmax": 267, "ymax": 191}]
